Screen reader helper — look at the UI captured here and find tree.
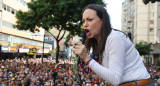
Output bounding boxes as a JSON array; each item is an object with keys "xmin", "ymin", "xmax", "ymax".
[
  {"xmin": 14, "ymin": 0, "xmax": 105, "ymax": 63},
  {"xmin": 155, "ymin": 59, "xmax": 160, "ymax": 68},
  {"xmin": 143, "ymin": 0, "xmax": 160, "ymax": 5},
  {"xmin": 135, "ymin": 41, "xmax": 152, "ymax": 55}
]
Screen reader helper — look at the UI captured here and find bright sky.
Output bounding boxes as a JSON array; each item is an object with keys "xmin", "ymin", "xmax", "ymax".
[{"xmin": 104, "ymin": 0, "xmax": 125, "ymax": 30}]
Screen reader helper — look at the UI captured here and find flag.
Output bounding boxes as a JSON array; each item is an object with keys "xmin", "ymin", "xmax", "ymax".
[
  {"xmin": 54, "ymin": 63, "xmax": 60, "ymax": 70},
  {"xmin": 90, "ymin": 53, "xmax": 99, "ymax": 62},
  {"xmin": 54, "ymin": 63, "xmax": 64, "ymax": 71},
  {"xmin": 78, "ymin": 53, "xmax": 99, "ymax": 73}
]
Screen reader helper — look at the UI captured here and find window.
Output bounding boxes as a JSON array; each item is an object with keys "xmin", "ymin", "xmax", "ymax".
[
  {"xmin": 16, "ymin": 0, "xmax": 27, "ymax": 7},
  {"xmin": 14, "ymin": 10, "xmax": 17, "ymax": 15},
  {"xmin": 20, "ymin": 0, "xmax": 23, "ymax": 4},
  {"xmin": 150, "ymin": 28, "xmax": 154, "ymax": 32},
  {"xmin": 11, "ymin": 9, "xmax": 15, "ymax": 14},
  {"xmin": 3, "ymin": 4, "xmax": 18, "ymax": 15},
  {"xmin": 150, "ymin": 13, "xmax": 154, "ymax": 18},
  {"xmin": 6, "ymin": 6, "xmax": 11, "ymax": 12},
  {"xmin": 3, "ymin": 4, "xmax": 6, "ymax": 10},
  {"xmin": 150, "ymin": 5, "xmax": 154, "ymax": 10},
  {"xmin": 22, "ymin": 1, "xmax": 25, "ymax": 6},
  {"xmin": 150, "ymin": 20, "xmax": 154, "ymax": 24},
  {"xmin": 25, "ymin": 3, "xmax": 27, "ymax": 7}
]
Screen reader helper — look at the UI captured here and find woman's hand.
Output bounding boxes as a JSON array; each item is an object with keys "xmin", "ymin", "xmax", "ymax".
[{"xmin": 73, "ymin": 42, "xmax": 91, "ymax": 63}]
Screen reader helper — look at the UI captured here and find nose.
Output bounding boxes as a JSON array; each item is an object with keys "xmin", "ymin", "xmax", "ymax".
[{"xmin": 83, "ymin": 21, "xmax": 88, "ymax": 28}]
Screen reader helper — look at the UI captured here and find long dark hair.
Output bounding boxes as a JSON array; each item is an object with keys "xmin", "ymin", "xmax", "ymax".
[{"xmin": 82, "ymin": 4, "xmax": 112, "ymax": 59}]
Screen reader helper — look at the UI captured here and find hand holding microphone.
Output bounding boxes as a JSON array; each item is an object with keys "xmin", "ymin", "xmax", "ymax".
[
  {"xmin": 67, "ymin": 31, "xmax": 91, "ymax": 63},
  {"xmin": 73, "ymin": 42, "xmax": 90, "ymax": 63}
]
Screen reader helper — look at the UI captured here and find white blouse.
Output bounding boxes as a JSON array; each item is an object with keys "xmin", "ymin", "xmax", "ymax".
[{"xmin": 88, "ymin": 29, "xmax": 150, "ymax": 86}]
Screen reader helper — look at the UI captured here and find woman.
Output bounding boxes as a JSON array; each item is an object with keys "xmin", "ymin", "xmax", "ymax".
[{"xmin": 70, "ymin": 4, "xmax": 154, "ymax": 86}]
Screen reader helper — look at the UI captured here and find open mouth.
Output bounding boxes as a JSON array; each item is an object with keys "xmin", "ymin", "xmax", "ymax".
[
  {"xmin": 84, "ymin": 29, "xmax": 89, "ymax": 33},
  {"xmin": 84, "ymin": 29, "xmax": 90, "ymax": 36}
]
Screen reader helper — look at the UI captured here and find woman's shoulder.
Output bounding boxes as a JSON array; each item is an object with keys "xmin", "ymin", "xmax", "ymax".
[{"xmin": 108, "ymin": 29, "xmax": 127, "ymax": 39}]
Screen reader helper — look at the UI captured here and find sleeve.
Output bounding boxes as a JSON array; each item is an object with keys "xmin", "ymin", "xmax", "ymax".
[{"xmin": 88, "ymin": 35, "xmax": 126, "ymax": 85}]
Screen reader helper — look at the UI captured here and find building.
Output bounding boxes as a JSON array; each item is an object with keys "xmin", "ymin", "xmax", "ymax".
[
  {"xmin": 0, "ymin": 0, "xmax": 52, "ymax": 57},
  {"xmin": 133, "ymin": 0, "xmax": 160, "ymax": 64},
  {"xmin": 121, "ymin": 0, "xmax": 134, "ymax": 41},
  {"xmin": 133, "ymin": 0, "xmax": 160, "ymax": 44},
  {"xmin": 122, "ymin": 0, "xmax": 160, "ymax": 44},
  {"xmin": 122, "ymin": 0, "xmax": 160, "ymax": 64},
  {"xmin": 152, "ymin": 43, "xmax": 160, "ymax": 64}
]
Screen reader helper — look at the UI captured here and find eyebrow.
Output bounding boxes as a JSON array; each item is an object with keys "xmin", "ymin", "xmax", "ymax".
[
  {"xmin": 87, "ymin": 17, "xmax": 93, "ymax": 19},
  {"xmin": 82, "ymin": 17, "xmax": 93, "ymax": 20}
]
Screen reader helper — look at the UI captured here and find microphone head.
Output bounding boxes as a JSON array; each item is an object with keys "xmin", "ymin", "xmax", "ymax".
[{"xmin": 80, "ymin": 31, "xmax": 86, "ymax": 44}]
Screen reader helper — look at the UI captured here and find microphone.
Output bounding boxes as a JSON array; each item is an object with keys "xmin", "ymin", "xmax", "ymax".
[
  {"xmin": 80, "ymin": 31, "xmax": 86, "ymax": 44},
  {"xmin": 78, "ymin": 31, "xmax": 86, "ymax": 63}
]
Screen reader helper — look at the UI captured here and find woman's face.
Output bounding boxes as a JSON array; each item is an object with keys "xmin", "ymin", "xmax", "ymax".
[{"xmin": 82, "ymin": 8, "xmax": 102, "ymax": 40}]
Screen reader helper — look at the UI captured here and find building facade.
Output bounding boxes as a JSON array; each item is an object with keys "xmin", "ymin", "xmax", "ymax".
[
  {"xmin": 0, "ymin": 0, "xmax": 52, "ymax": 55},
  {"xmin": 122, "ymin": 0, "xmax": 134, "ymax": 41},
  {"xmin": 133, "ymin": 0, "xmax": 160, "ymax": 64},
  {"xmin": 122, "ymin": 0, "xmax": 160, "ymax": 64},
  {"xmin": 133, "ymin": 0, "xmax": 160, "ymax": 44},
  {"xmin": 122, "ymin": 0, "xmax": 160, "ymax": 44}
]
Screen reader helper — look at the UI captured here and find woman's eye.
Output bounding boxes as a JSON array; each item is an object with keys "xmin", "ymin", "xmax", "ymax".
[{"xmin": 88, "ymin": 18, "xmax": 93, "ymax": 21}]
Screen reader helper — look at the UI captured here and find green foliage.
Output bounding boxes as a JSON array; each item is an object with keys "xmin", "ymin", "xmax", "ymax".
[
  {"xmin": 0, "ymin": 41, "xmax": 3, "ymax": 45},
  {"xmin": 8, "ymin": 42, "xmax": 11, "ymax": 46},
  {"xmin": 135, "ymin": 41, "xmax": 152, "ymax": 55},
  {"xmin": 14, "ymin": 0, "xmax": 105, "ymax": 34},
  {"xmin": 18, "ymin": 43, "xmax": 23, "ymax": 47},
  {"xmin": 155, "ymin": 59, "xmax": 160, "ymax": 67},
  {"xmin": 143, "ymin": 0, "xmax": 160, "ymax": 5},
  {"xmin": 14, "ymin": 0, "xmax": 105, "ymax": 63}
]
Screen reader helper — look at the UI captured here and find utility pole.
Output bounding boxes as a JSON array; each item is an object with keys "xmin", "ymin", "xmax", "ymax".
[{"xmin": 42, "ymin": 31, "xmax": 47, "ymax": 63}]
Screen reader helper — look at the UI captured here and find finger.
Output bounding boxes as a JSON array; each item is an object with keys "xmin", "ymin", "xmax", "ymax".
[
  {"xmin": 73, "ymin": 42, "xmax": 83, "ymax": 47},
  {"xmin": 74, "ymin": 47, "xmax": 84, "ymax": 54},
  {"xmin": 73, "ymin": 49, "xmax": 80, "ymax": 55},
  {"xmin": 74, "ymin": 44, "xmax": 85, "ymax": 50},
  {"xmin": 74, "ymin": 45, "xmax": 81, "ymax": 50},
  {"xmin": 73, "ymin": 42, "xmax": 79, "ymax": 46}
]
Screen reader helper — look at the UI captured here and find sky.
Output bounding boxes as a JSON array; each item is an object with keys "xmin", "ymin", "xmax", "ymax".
[{"xmin": 104, "ymin": 0, "xmax": 125, "ymax": 30}]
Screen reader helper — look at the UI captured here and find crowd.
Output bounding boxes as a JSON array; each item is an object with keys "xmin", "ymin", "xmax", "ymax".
[
  {"xmin": 0, "ymin": 57, "xmax": 112, "ymax": 86},
  {"xmin": 0, "ymin": 57, "xmax": 159, "ymax": 86},
  {"xmin": 145, "ymin": 63, "xmax": 160, "ymax": 86}
]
